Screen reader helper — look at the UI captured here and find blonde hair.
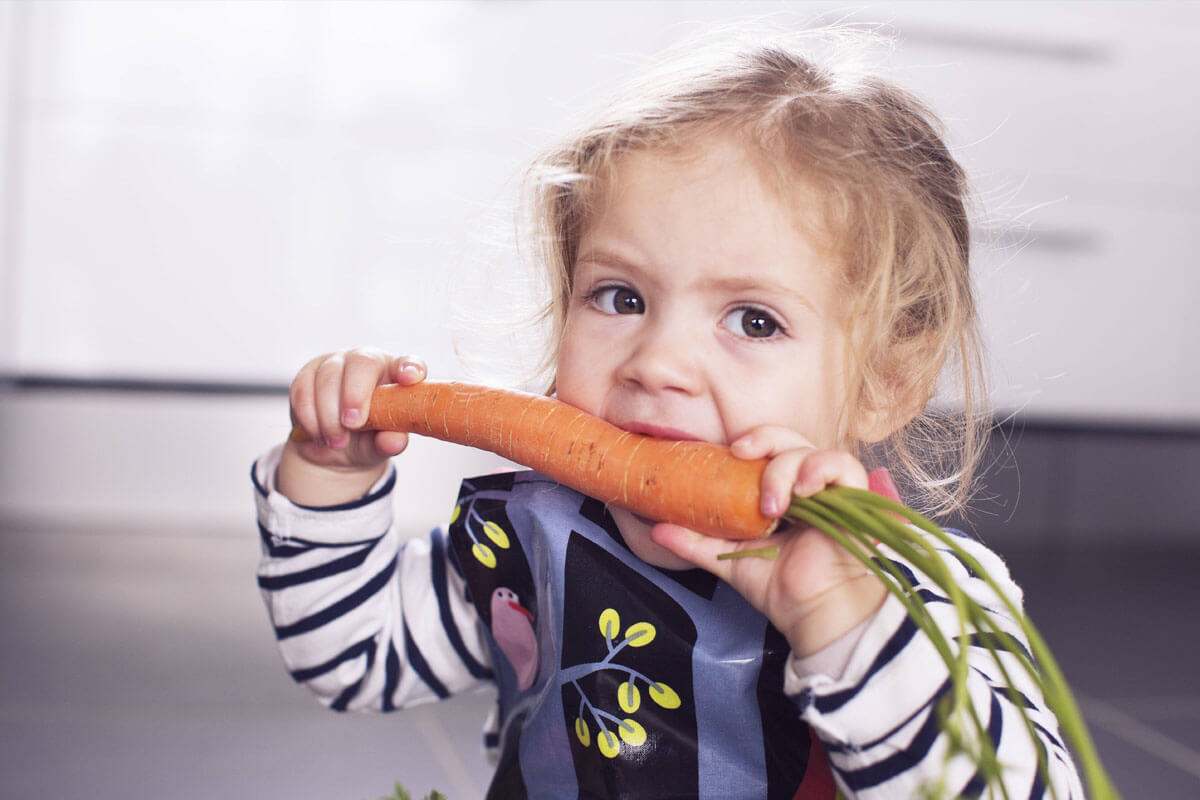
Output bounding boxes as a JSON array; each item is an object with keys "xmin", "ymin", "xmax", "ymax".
[{"xmin": 522, "ymin": 28, "xmax": 988, "ymax": 516}]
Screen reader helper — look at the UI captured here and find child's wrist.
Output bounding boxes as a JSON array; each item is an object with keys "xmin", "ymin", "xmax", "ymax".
[
  {"xmin": 277, "ymin": 442, "xmax": 390, "ymax": 507},
  {"xmin": 786, "ymin": 573, "xmax": 888, "ymax": 659}
]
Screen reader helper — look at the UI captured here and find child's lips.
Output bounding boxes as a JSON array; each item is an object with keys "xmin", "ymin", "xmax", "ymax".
[{"xmin": 615, "ymin": 421, "xmax": 703, "ymax": 442}]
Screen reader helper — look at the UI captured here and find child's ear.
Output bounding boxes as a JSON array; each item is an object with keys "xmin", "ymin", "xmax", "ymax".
[
  {"xmin": 854, "ymin": 337, "xmax": 939, "ymax": 444},
  {"xmin": 856, "ymin": 386, "xmax": 927, "ymax": 443}
]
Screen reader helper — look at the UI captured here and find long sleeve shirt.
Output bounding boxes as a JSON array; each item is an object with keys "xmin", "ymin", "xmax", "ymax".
[{"xmin": 254, "ymin": 445, "xmax": 1084, "ymax": 799}]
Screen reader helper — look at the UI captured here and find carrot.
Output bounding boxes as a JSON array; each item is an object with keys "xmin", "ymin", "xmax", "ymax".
[{"xmin": 295, "ymin": 380, "xmax": 778, "ymax": 540}]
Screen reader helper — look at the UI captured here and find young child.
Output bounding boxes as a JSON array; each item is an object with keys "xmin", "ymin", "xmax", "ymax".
[{"xmin": 254, "ymin": 33, "xmax": 1084, "ymax": 799}]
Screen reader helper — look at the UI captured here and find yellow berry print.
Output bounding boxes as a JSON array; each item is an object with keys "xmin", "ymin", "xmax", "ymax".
[
  {"xmin": 648, "ymin": 682, "xmax": 681, "ymax": 710},
  {"xmin": 597, "ymin": 730, "xmax": 620, "ymax": 759},
  {"xmin": 624, "ymin": 621, "xmax": 656, "ymax": 647},
  {"xmin": 449, "ymin": 503, "xmax": 461, "ymax": 524},
  {"xmin": 575, "ymin": 717, "xmax": 590, "ymax": 747},
  {"xmin": 598, "ymin": 608, "xmax": 620, "ymax": 640},
  {"xmin": 618, "ymin": 718, "xmax": 646, "ymax": 747},
  {"xmin": 618, "ymin": 681, "xmax": 640, "ymax": 713},
  {"xmin": 483, "ymin": 520, "xmax": 510, "ymax": 549},
  {"xmin": 472, "ymin": 542, "xmax": 496, "ymax": 568}
]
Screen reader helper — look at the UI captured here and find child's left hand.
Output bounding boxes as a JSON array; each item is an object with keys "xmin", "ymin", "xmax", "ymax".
[{"xmin": 650, "ymin": 425, "xmax": 888, "ymax": 658}]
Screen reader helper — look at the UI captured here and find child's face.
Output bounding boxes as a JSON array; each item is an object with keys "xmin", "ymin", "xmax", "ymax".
[{"xmin": 556, "ymin": 137, "xmax": 859, "ymax": 453}]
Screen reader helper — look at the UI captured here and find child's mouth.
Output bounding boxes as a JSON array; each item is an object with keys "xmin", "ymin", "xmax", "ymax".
[{"xmin": 615, "ymin": 421, "xmax": 702, "ymax": 442}]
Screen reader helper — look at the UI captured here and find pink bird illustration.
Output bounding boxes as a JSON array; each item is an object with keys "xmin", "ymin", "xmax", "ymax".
[{"xmin": 490, "ymin": 586, "xmax": 539, "ymax": 691}]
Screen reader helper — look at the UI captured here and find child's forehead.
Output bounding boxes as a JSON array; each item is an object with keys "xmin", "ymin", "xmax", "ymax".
[{"xmin": 587, "ymin": 135, "xmax": 844, "ymax": 263}]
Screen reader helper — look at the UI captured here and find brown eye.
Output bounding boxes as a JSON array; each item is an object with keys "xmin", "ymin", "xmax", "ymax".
[
  {"xmin": 594, "ymin": 287, "xmax": 644, "ymax": 314},
  {"xmin": 722, "ymin": 307, "xmax": 781, "ymax": 339}
]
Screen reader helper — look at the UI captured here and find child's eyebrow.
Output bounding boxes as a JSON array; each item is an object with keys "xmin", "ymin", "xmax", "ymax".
[
  {"xmin": 574, "ymin": 248, "xmax": 640, "ymax": 272},
  {"xmin": 698, "ymin": 276, "xmax": 820, "ymax": 315}
]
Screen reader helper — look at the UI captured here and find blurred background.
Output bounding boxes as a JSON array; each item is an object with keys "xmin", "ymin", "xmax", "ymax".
[{"xmin": 0, "ymin": 1, "xmax": 1197, "ymax": 797}]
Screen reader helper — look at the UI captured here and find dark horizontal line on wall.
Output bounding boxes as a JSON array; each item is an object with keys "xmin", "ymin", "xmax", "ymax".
[
  {"xmin": 976, "ymin": 225, "xmax": 1103, "ymax": 255},
  {"xmin": 3, "ymin": 372, "xmax": 1199, "ymax": 440},
  {"xmin": 807, "ymin": 15, "xmax": 1115, "ymax": 64},
  {"xmin": 893, "ymin": 25, "xmax": 1113, "ymax": 64},
  {"xmin": 0, "ymin": 373, "xmax": 289, "ymax": 397}
]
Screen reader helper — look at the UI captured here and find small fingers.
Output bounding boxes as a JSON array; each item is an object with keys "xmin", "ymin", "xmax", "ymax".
[
  {"xmin": 289, "ymin": 352, "xmax": 332, "ymax": 445},
  {"xmin": 340, "ymin": 347, "xmax": 394, "ymax": 429},
  {"xmin": 732, "ymin": 424, "xmax": 870, "ymax": 516},
  {"xmin": 791, "ymin": 450, "xmax": 870, "ymax": 497},
  {"xmin": 760, "ymin": 448, "xmax": 815, "ymax": 517},
  {"xmin": 346, "ymin": 355, "xmax": 425, "ymax": 450},
  {"xmin": 729, "ymin": 425, "xmax": 815, "ymax": 460},
  {"xmin": 651, "ymin": 523, "xmax": 787, "ymax": 592},
  {"xmin": 650, "ymin": 523, "xmax": 736, "ymax": 580},
  {"xmin": 729, "ymin": 425, "xmax": 819, "ymax": 517},
  {"xmin": 388, "ymin": 354, "xmax": 428, "ymax": 386},
  {"xmin": 289, "ymin": 348, "xmax": 425, "ymax": 457},
  {"xmin": 313, "ymin": 354, "xmax": 350, "ymax": 448}
]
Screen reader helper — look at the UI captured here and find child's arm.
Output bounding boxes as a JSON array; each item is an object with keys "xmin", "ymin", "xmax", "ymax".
[
  {"xmin": 255, "ymin": 349, "xmax": 495, "ymax": 713},
  {"xmin": 652, "ymin": 426, "xmax": 1085, "ymax": 798}
]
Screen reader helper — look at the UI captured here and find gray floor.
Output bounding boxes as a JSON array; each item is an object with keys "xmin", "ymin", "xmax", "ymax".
[
  {"xmin": 1, "ymin": 522, "xmax": 1197, "ymax": 798},
  {"xmin": 0, "ymin": 523, "xmax": 495, "ymax": 800}
]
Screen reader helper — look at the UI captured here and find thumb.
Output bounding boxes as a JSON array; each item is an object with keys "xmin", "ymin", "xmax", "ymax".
[
  {"xmin": 343, "ymin": 429, "xmax": 409, "ymax": 467},
  {"xmin": 650, "ymin": 523, "xmax": 740, "ymax": 581}
]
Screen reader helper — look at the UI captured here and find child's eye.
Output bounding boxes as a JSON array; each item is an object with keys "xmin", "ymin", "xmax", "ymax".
[
  {"xmin": 589, "ymin": 286, "xmax": 645, "ymax": 315},
  {"xmin": 722, "ymin": 307, "xmax": 783, "ymax": 339}
]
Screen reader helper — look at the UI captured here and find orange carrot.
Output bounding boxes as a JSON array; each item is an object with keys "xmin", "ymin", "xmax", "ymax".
[{"xmin": 295, "ymin": 381, "xmax": 777, "ymax": 540}]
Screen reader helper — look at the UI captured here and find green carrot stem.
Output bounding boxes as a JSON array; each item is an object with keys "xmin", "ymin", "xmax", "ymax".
[
  {"xmin": 803, "ymin": 487, "xmax": 1119, "ymax": 799},
  {"xmin": 846, "ymin": 496, "xmax": 1088, "ymax": 798},
  {"xmin": 794, "ymin": 497, "xmax": 1007, "ymax": 794},
  {"xmin": 832, "ymin": 489, "xmax": 1115, "ymax": 798},
  {"xmin": 850, "ymin": 501, "xmax": 1013, "ymax": 793},
  {"xmin": 717, "ymin": 545, "xmax": 780, "ymax": 561}
]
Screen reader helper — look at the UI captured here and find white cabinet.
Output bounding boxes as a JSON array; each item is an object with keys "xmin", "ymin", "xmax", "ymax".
[{"xmin": 2, "ymin": 2, "xmax": 1197, "ymax": 422}]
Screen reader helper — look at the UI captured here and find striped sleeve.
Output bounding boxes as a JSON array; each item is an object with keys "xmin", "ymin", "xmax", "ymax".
[
  {"xmin": 253, "ymin": 445, "xmax": 494, "ymax": 713},
  {"xmin": 785, "ymin": 531, "xmax": 1085, "ymax": 799}
]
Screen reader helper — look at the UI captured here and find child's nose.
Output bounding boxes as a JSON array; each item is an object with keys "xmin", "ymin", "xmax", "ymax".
[{"xmin": 616, "ymin": 321, "xmax": 703, "ymax": 396}]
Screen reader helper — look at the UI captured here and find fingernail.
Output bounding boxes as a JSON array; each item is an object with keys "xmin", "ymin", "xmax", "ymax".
[
  {"xmin": 761, "ymin": 495, "xmax": 779, "ymax": 517},
  {"xmin": 343, "ymin": 408, "xmax": 361, "ymax": 426},
  {"xmin": 327, "ymin": 434, "xmax": 347, "ymax": 450}
]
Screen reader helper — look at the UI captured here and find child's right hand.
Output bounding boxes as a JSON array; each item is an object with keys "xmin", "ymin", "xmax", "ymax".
[{"xmin": 277, "ymin": 348, "xmax": 426, "ymax": 506}]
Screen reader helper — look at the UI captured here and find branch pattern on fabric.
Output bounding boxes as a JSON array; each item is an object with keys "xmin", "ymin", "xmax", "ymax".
[{"xmin": 566, "ymin": 607, "xmax": 680, "ymax": 760}]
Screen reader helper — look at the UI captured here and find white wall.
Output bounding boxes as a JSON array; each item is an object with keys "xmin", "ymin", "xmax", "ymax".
[
  {"xmin": 0, "ymin": 387, "xmax": 509, "ymax": 533},
  {"xmin": 3, "ymin": 1, "xmax": 1198, "ymax": 416},
  {"xmin": 1, "ymin": 2, "xmax": 1197, "ymax": 528}
]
